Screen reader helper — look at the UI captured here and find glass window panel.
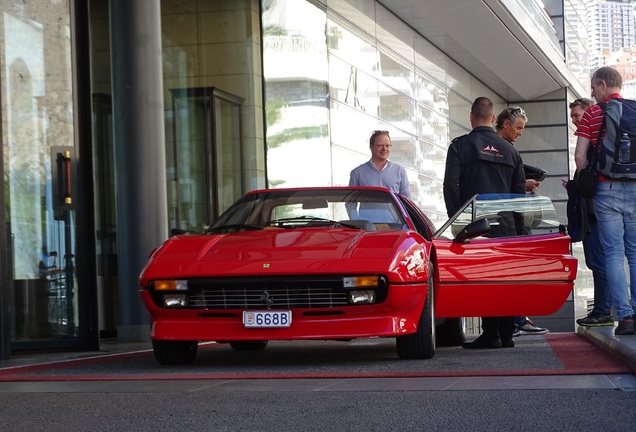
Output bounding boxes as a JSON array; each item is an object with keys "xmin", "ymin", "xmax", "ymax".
[
  {"xmin": 414, "ymin": 39, "xmax": 447, "ymax": 88},
  {"xmin": 331, "ymin": 143, "xmax": 362, "ymax": 187},
  {"xmin": 215, "ymin": 96, "xmax": 243, "ymax": 215},
  {"xmin": 329, "ymin": 99, "xmax": 380, "ymax": 155},
  {"xmin": 328, "ymin": 54, "xmax": 378, "ymax": 113},
  {"xmin": 169, "ymin": 88, "xmax": 244, "ymax": 231},
  {"xmin": 1, "ymin": 1, "xmax": 79, "ymax": 341},
  {"xmin": 171, "ymin": 91, "xmax": 211, "ymax": 232},
  {"xmin": 377, "ymin": 80, "xmax": 416, "ymax": 134},
  {"xmin": 327, "ymin": 0, "xmax": 376, "ymax": 39},
  {"xmin": 326, "ymin": 19, "xmax": 379, "ymax": 77},
  {"xmin": 375, "ymin": 4, "xmax": 414, "ymax": 65},
  {"xmin": 263, "ymin": 0, "xmax": 330, "ymax": 189},
  {"xmin": 267, "ymin": 137, "xmax": 332, "ymax": 188},
  {"xmin": 385, "ymin": 132, "xmax": 416, "ymax": 170}
]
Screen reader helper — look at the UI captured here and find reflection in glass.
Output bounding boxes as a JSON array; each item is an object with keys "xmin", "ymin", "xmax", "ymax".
[
  {"xmin": 2, "ymin": 3, "xmax": 78, "ymax": 341},
  {"xmin": 262, "ymin": 0, "xmax": 453, "ymax": 214},
  {"xmin": 263, "ymin": 0, "xmax": 330, "ymax": 188},
  {"xmin": 168, "ymin": 88, "xmax": 244, "ymax": 232}
]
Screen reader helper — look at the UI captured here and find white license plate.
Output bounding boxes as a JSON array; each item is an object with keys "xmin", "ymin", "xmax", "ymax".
[{"xmin": 243, "ymin": 310, "xmax": 292, "ymax": 328}]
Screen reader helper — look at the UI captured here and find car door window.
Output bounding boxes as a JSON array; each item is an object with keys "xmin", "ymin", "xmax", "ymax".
[{"xmin": 434, "ymin": 194, "xmax": 563, "ymax": 240}]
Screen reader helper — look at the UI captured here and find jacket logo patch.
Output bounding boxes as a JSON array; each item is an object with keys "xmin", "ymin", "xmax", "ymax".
[{"xmin": 481, "ymin": 145, "xmax": 502, "ymax": 157}]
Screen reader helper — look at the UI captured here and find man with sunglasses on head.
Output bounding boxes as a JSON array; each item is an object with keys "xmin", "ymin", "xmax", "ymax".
[
  {"xmin": 444, "ymin": 96, "xmax": 526, "ymax": 349},
  {"xmin": 495, "ymin": 106, "xmax": 550, "ymax": 337},
  {"xmin": 349, "ymin": 130, "xmax": 411, "ymax": 198},
  {"xmin": 495, "ymin": 106, "xmax": 541, "ymax": 194}
]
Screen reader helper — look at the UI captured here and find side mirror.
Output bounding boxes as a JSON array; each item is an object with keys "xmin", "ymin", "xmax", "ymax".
[{"xmin": 453, "ymin": 218, "xmax": 490, "ymax": 243}]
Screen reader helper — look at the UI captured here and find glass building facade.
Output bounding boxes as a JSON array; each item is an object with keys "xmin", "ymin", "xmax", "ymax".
[{"xmin": 0, "ymin": 0, "xmax": 591, "ymax": 358}]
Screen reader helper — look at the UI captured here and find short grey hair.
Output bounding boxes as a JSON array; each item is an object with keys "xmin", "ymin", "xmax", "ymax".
[{"xmin": 495, "ymin": 106, "xmax": 527, "ymax": 130}]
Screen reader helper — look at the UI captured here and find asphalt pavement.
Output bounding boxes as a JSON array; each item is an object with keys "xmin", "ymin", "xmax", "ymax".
[
  {"xmin": 0, "ymin": 327, "xmax": 634, "ymax": 431},
  {"xmin": 0, "ymin": 325, "xmax": 634, "ymax": 377}
]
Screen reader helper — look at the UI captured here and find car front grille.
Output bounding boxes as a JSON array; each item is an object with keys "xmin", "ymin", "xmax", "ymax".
[{"xmin": 163, "ymin": 276, "xmax": 388, "ymax": 310}]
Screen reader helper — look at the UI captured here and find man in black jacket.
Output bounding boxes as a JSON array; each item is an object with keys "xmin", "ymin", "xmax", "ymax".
[
  {"xmin": 495, "ymin": 106, "xmax": 550, "ymax": 336},
  {"xmin": 443, "ymin": 96, "xmax": 526, "ymax": 349}
]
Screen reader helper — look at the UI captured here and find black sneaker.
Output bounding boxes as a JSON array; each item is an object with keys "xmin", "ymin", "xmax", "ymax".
[
  {"xmin": 576, "ymin": 312, "xmax": 614, "ymax": 327},
  {"xmin": 615, "ymin": 316, "xmax": 635, "ymax": 335}
]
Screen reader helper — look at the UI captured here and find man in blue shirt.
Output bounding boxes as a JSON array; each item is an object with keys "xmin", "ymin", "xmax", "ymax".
[{"xmin": 349, "ymin": 130, "xmax": 411, "ymax": 198}]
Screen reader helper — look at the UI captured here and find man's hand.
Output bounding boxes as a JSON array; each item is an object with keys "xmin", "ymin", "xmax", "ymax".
[{"xmin": 526, "ymin": 179, "xmax": 540, "ymax": 193}]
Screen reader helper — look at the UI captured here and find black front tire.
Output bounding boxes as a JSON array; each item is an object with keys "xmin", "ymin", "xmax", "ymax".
[
  {"xmin": 152, "ymin": 340, "xmax": 198, "ymax": 365},
  {"xmin": 229, "ymin": 340, "xmax": 269, "ymax": 351},
  {"xmin": 396, "ymin": 262, "xmax": 436, "ymax": 359}
]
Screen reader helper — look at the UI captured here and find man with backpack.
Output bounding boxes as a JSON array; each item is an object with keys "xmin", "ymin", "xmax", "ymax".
[
  {"xmin": 567, "ymin": 98, "xmax": 613, "ymax": 328},
  {"xmin": 574, "ymin": 67, "xmax": 636, "ymax": 336}
]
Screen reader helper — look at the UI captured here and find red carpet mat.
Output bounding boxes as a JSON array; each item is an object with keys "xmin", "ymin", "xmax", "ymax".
[{"xmin": 0, "ymin": 333, "xmax": 631, "ymax": 382}]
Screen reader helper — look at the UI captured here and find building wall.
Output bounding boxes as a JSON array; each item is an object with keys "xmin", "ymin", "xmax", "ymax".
[
  {"xmin": 261, "ymin": 0, "xmax": 585, "ymax": 332},
  {"xmin": 263, "ymin": 0, "xmax": 509, "ymax": 229},
  {"xmin": 0, "ymin": 0, "xmax": 596, "ymax": 354}
]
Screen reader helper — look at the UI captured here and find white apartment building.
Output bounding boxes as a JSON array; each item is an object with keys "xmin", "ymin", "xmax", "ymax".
[{"xmin": 588, "ymin": 0, "xmax": 635, "ymax": 68}]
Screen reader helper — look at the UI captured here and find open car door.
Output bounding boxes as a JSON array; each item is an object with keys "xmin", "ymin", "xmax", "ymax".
[{"xmin": 431, "ymin": 194, "xmax": 577, "ymax": 318}]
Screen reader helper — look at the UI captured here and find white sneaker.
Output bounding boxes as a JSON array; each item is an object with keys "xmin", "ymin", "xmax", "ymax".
[{"xmin": 516, "ymin": 318, "xmax": 548, "ymax": 335}]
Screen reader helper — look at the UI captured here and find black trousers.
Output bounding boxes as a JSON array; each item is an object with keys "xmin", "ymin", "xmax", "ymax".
[{"xmin": 481, "ymin": 316, "xmax": 515, "ymax": 341}]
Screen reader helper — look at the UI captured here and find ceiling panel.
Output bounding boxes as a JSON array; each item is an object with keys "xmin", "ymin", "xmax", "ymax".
[{"xmin": 379, "ymin": 0, "xmax": 582, "ymax": 101}]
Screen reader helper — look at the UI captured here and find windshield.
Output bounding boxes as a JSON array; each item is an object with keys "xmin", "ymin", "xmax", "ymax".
[
  {"xmin": 434, "ymin": 194, "xmax": 563, "ymax": 240},
  {"xmin": 208, "ymin": 188, "xmax": 408, "ymax": 232}
]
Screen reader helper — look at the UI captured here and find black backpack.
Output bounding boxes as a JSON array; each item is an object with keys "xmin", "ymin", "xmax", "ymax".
[{"xmin": 594, "ymin": 98, "xmax": 636, "ymax": 181}]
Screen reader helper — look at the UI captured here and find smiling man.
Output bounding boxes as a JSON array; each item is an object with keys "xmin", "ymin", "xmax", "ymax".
[{"xmin": 348, "ymin": 130, "xmax": 411, "ymax": 198}]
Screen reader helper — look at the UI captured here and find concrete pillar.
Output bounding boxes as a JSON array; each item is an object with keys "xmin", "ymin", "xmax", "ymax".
[{"xmin": 109, "ymin": 0, "xmax": 167, "ymax": 342}]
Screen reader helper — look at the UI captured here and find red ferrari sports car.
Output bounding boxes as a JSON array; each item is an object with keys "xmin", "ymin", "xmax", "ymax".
[{"xmin": 138, "ymin": 187, "xmax": 577, "ymax": 364}]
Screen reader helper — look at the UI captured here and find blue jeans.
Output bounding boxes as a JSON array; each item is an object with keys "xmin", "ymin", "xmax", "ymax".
[
  {"xmin": 583, "ymin": 220, "xmax": 612, "ymax": 315},
  {"xmin": 594, "ymin": 180, "xmax": 636, "ymax": 320}
]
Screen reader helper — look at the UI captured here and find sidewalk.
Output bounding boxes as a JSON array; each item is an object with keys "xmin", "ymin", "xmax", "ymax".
[
  {"xmin": 0, "ymin": 340, "xmax": 152, "ymax": 371},
  {"xmin": 577, "ymin": 325, "xmax": 636, "ymax": 374}
]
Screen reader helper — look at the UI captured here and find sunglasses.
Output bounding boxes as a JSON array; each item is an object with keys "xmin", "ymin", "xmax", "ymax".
[
  {"xmin": 509, "ymin": 107, "xmax": 526, "ymax": 117},
  {"xmin": 370, "ymin": 130, "xmax": 391, "ymax": 147}
]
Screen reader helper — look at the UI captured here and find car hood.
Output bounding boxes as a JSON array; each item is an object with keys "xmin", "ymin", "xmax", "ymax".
[{"xmin": 138, "ymin": 229, "xmax": 424, "ymax": 282}]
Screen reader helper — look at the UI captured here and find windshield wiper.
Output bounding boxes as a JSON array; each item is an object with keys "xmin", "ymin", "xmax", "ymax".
[
  {"xmin": 205, "ymin": 224, "xmax": 262, "ymax": 233},
  {"xmin": 267, "ymin": 216, "xmax": 348, "ymax": 227}
]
